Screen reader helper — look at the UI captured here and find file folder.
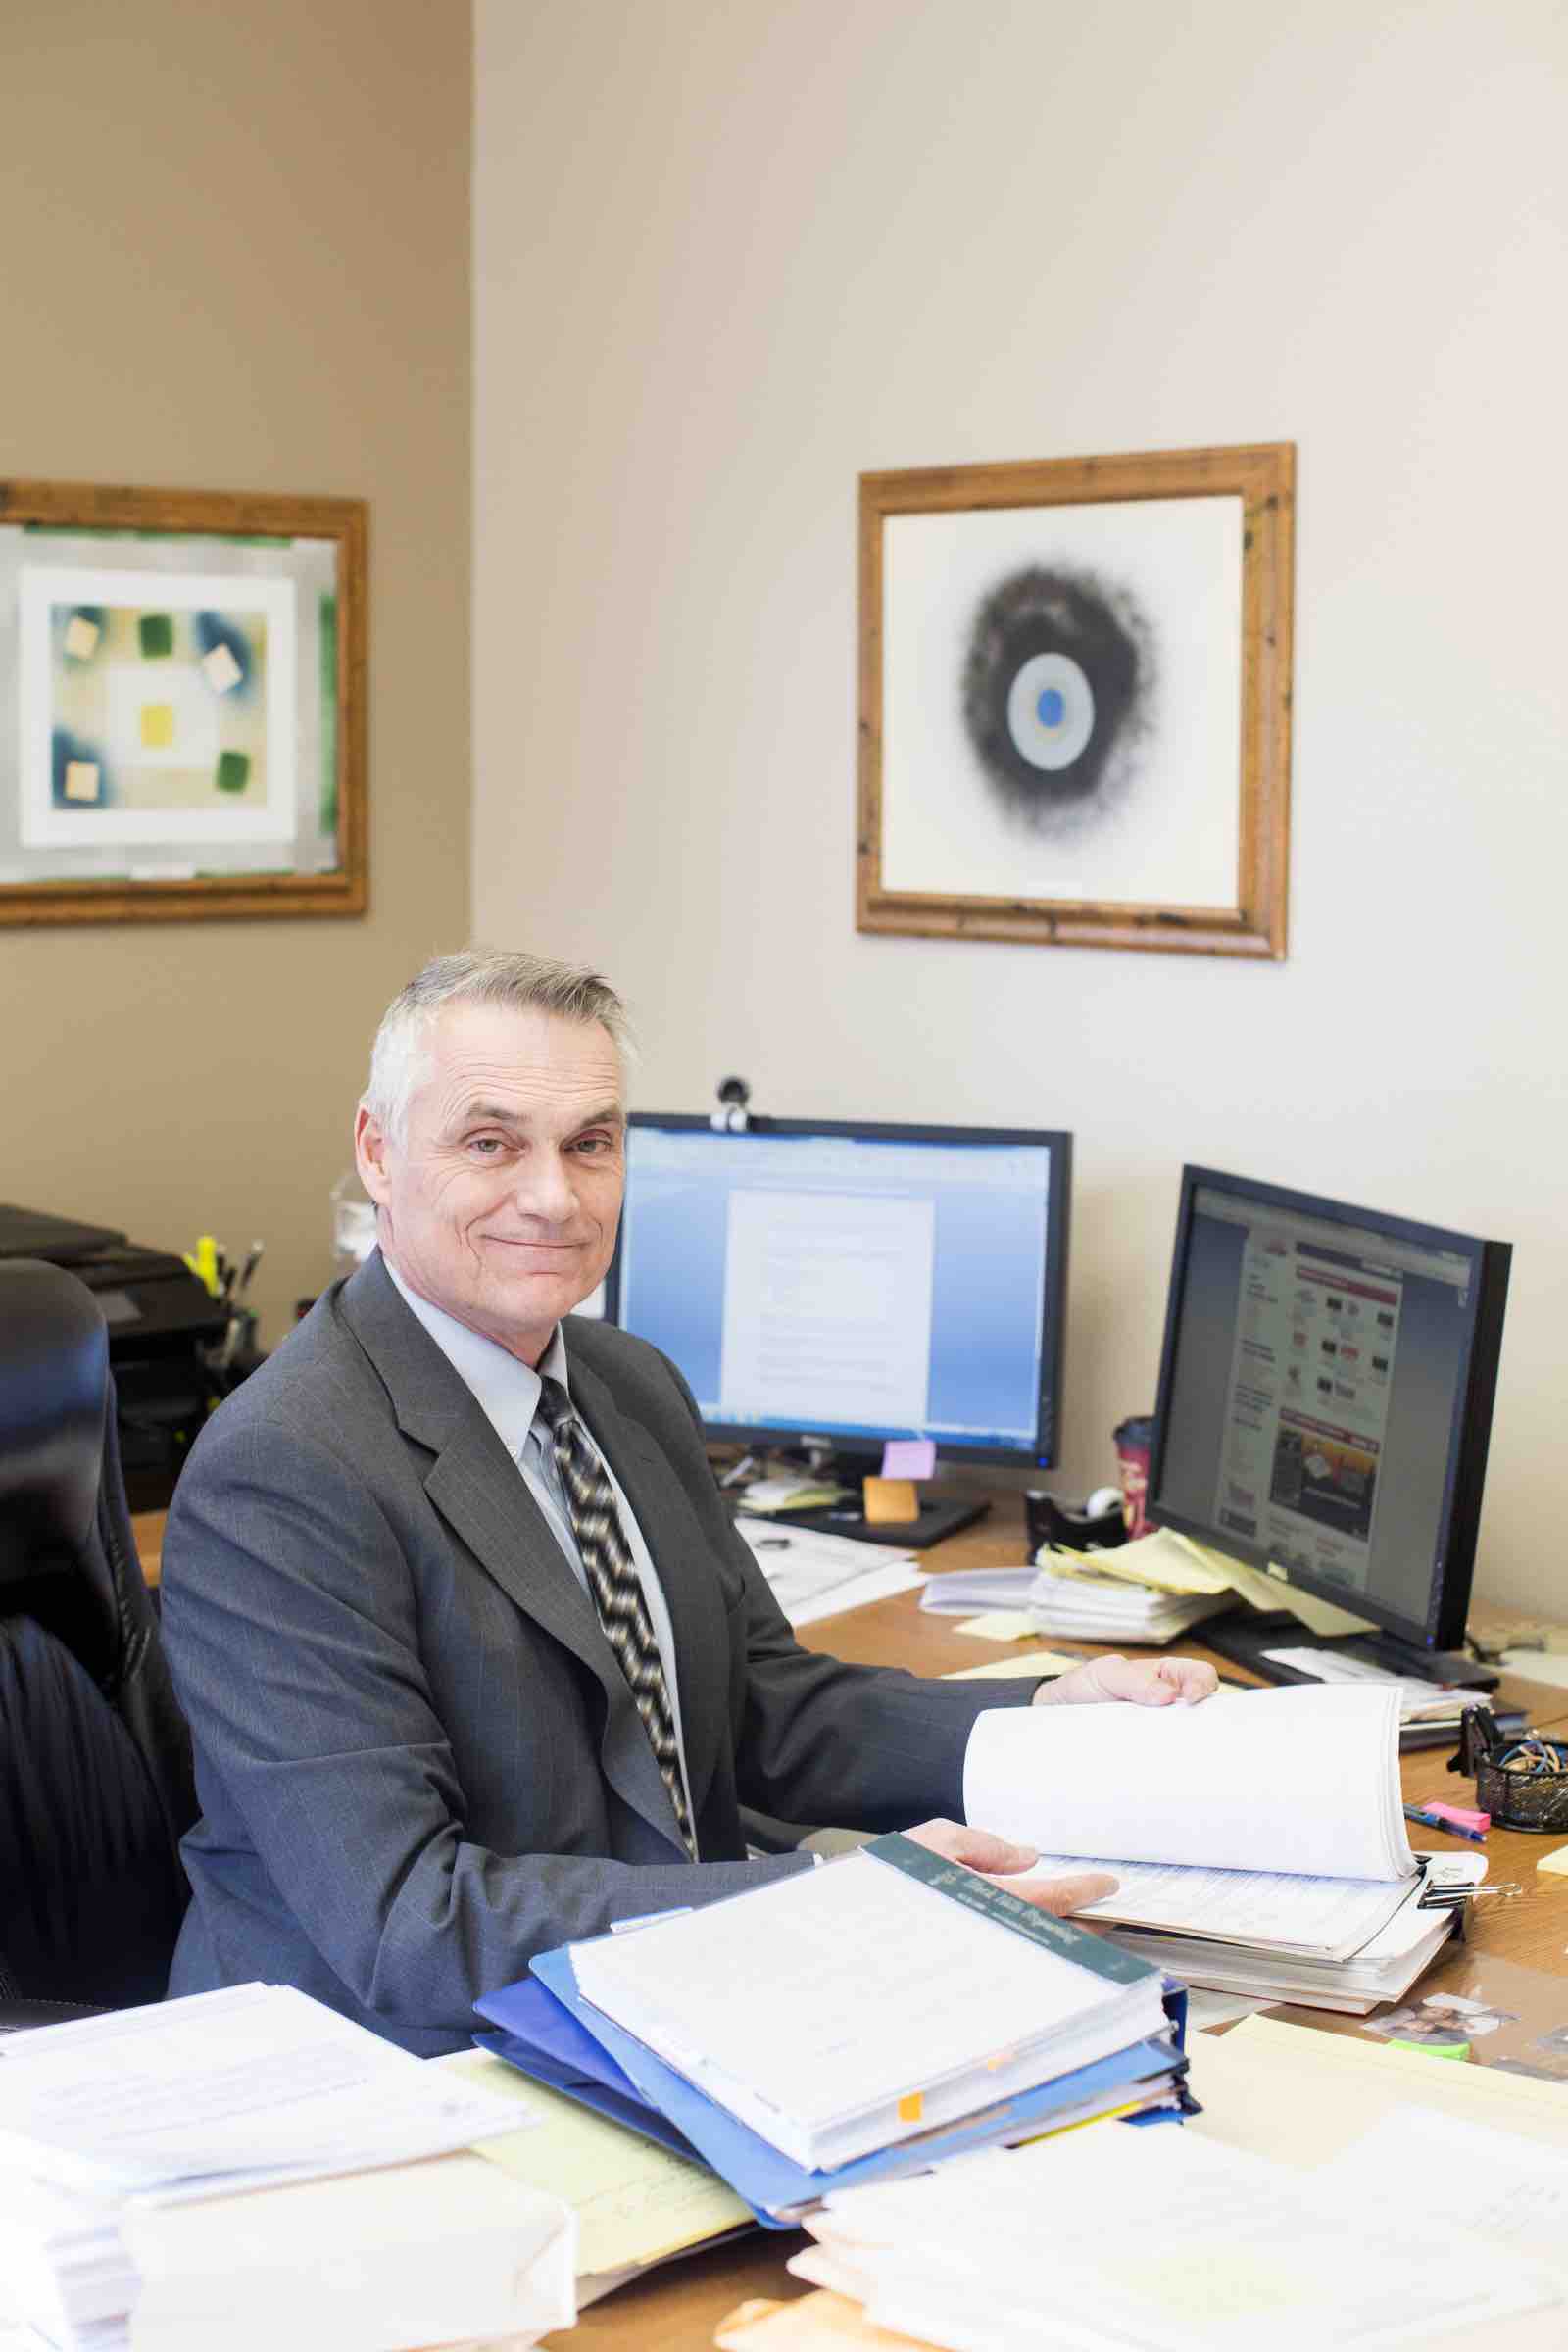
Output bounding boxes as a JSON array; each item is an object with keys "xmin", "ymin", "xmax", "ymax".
[{"xmin": 475, "ymin": 1955, "xmax": 1187, "ymax": 2227}]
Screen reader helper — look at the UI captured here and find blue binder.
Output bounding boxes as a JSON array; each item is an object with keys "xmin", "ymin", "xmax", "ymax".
[{"xmin": 475, "ymin": 1954, "xmax": 1187, "ymax": 2227}]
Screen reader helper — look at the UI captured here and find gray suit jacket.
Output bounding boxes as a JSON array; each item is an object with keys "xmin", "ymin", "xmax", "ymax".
[{"xmin": 163, "ymin": 1254, "xmax": 1040, "ymax": 2052}]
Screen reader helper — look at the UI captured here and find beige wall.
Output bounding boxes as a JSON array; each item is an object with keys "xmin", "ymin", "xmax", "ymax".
[
  {"xmin": 4, "ymin": 1, "xmax": 472, "ymax": 1343},
  {"xmin": 474, "ymin": 0, "xmax": 1568, "ymax": 1614}
]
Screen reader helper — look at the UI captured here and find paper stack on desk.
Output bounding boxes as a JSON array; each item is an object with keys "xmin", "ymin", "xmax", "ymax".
[
  {"xmin": 921, "ymin": 1525, "xmax": 1374, "ymax": 1645},
  {"xmin": 919, "ymin": 1528, "xmax": 1231, "ymax": 1643},
  {"xmin": 0, "ymin": 1984, "xmax": 574, "ymax": 2352},
  {"xmin": 759, "ymin": 2113, "xmax": 1565, "ymax": 2351},
  {"xmin": 963, "ymin": 1683, "xmax": 1472, "ymax": 2012},
  {"xmin": 475, "ymin": 1833, "xmax": 1188, "ymax": 2227}
]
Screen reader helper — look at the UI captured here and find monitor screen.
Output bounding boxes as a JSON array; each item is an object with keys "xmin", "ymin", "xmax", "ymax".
[
  {"xmin": 1148, "ymin": 1167, "xmax": 1510, "ymax": 1654},
  {"xmin": 605, "ymin": 1116, "xmax": 1071, "ymax": 1465}
]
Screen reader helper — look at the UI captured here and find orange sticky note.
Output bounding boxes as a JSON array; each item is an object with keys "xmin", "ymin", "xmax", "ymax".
[
  {"xmin": 897, "ymin": 2090, "xmax": 924, "ymax": 2124},
  {"xmin": 863, "ymin": 1477, "xmax": 918, "ymax": 1524}
]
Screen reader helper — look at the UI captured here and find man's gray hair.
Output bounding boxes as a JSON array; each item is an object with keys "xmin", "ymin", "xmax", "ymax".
[{"xmin": 362, "ymin": 948, "xmax": 633, "ymax": 1144}]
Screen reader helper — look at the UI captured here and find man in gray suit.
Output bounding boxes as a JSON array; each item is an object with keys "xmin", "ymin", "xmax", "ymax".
[{"xmin": 163, "ymin": 952, "xmax": 1215, "ymax": 2053}]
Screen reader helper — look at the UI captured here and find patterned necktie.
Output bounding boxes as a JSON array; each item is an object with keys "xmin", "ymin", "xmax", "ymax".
[{"xmin": 534, "ymin": 1377, "xmax": 697, "ymax": 1859}]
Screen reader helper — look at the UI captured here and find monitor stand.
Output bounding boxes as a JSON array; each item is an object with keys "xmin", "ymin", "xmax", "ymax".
[
  {"xmin": 761, "ymin": 1494, "xmax": 991, "ymax": 1550},
  {"xmin": 1200, "ymin": 1605, "xmax": 1498, "ymax": 1691}
]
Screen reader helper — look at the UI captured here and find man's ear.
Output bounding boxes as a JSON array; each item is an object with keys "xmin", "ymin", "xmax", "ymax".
[{"xmin": 355, "ymin": 1105, "xmax": 393, "ymax": 1207}]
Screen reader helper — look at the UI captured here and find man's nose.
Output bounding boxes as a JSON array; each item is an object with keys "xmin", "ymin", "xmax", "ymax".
[{"xmin": 512, "ymin": 1150, "xmax": 576, "ymax": 1223}]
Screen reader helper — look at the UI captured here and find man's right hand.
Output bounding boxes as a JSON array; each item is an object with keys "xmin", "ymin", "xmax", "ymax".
[{"xmin": 905, "ymin": 1818, "xmax": 1117, "ymax": 1917}]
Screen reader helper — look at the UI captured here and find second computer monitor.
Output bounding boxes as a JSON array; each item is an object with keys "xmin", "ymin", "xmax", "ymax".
[
  {"xmin": 1148, "ymin": 1165, "xmax": 1510, "ymax": 1660},
  {"xmin": 605, "ymin": 1115, "xmax": 1070, "ymax": 1468}
]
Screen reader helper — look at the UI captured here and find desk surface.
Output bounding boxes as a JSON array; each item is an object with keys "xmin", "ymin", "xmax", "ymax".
[{"xmin": 128, "ymin": 1501, "xmax": 1568, "ymax": 2350}]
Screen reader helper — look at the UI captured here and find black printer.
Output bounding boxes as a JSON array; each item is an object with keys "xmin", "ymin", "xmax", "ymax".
[{"xmin": 0, "ymin": 1202, "xmax": 227, "ymax": 1505}]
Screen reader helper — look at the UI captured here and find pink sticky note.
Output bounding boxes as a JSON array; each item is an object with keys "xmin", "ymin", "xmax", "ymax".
[{"xmin": 881, "ymin": 1438, "xmax": 936, "ymax": 1481}]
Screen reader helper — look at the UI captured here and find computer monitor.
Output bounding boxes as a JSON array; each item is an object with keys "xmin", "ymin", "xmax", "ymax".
[
  {"xmin": 605, "ymin": 1115, "xmax": 1071, "ymax": 1545},
  {"xmin": 1147, "ymin": 1166, "xmax": 1510, "ymax": 1687}
]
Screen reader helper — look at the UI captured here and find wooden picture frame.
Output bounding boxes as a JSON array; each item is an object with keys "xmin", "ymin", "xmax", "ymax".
[
  {"xmin": 857, "ymin": 443, "xmax": 1294, "ymax": 957},
  {"xmin": 0, "ymin": 477, "xmax": 368, "ymax": 925}
]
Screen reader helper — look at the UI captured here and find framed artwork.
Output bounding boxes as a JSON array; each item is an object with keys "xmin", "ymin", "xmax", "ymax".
[
  {"xmin": 0, "ymin": 478, "xmax": 368, "ymax": 924},
  {"xmin": 857, "ymin": 443, "xmax": 1294, "ymax": 957}
]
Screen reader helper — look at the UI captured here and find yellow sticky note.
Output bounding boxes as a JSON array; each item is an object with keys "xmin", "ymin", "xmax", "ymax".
[
  {"xmin": 140, "ymin": 702, "xmax": 175, "ymax": 749},
  {"xmin": 63, "ymin": 613, "xmax": 100, "ymax": 660},
  {"xmin": 897, "ymin": 2090, "xmax": 924, "ymax": 2123},
  {"xmin": 64, "ymin": 760, "xmax": 100, "ymax": 802},
  {"xmin": 1535, "ymin": 1843, "xmax": 1568, "ymax": 1876},
  {"xmin": 863, "ymin": 1477, "xmax": 918, "ymax": 1524},
  {"xmin": 954, "ymin": 1610, "xmax": 1044, "ymax": 1642},
  {"xmin": 945, "ymin": 1649, "xmax": 1078, "ymax": 1682}
]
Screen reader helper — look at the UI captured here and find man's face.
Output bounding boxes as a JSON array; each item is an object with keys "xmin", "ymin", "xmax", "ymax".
[{"xmin": 356, "ymin": 1002, "xmax": 626, "ymax": 1363}]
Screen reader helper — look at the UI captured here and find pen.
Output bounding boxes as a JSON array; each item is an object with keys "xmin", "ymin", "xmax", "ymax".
[
  {"xmin": 236, "ymin": 1241, "xmax": 265, "ymax": 1298},
  {"xmin": 1404, "ymin": 1804, "xmax": 1487, "ymax": 1843},
  {"xmin": 753, "ymin": 1537, "xmax": 791, "ymax": 1551}
]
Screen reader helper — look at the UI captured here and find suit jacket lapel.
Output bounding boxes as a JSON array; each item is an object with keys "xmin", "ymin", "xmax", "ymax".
[{"xmin": 339, "ymin": 1257, "xmax": 685, "ymax": 1851}]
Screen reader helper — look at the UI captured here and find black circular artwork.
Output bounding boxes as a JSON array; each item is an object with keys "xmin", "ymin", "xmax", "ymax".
[{"xmin": 961, "ymin": 566, "xmax": 1154, "ymax": 836}]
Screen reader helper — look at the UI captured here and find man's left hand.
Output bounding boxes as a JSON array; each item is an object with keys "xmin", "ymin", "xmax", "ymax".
[{"xmin": 1032, "ymin": 1652, "xmax": 1218, "ymax": 1708}]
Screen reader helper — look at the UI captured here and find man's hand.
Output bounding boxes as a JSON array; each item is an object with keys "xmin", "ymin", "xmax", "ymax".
[
  {"xmin": 1033, "ymin": 1652, "xmax": 1218, "ymax": 1709},
  {"xmin": 905, "ymin": 1819, "xmax": 1116, "ymax": 1916}
]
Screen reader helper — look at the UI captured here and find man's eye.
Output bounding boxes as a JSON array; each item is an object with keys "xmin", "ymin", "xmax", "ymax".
[
  {"xmin": 468, "ymin": 1135, "xmax": 505, "ymax": 1155},
  {"xmin": 574, "ymin": 1135, "xmax": 613, "ymax": 1156}
]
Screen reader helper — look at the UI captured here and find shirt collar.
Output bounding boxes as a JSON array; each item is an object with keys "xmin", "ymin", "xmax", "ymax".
[{"xmin": 383, "ymin": 1256, "xmax": 569, "ymax": 1461}]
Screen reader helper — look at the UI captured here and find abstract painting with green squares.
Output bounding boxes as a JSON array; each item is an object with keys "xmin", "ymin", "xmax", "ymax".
[{"xmin": 49, "ymin": 602, "xmax": 269, "ymax": 815}]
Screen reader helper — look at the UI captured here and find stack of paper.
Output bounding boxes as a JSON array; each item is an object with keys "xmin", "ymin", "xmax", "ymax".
[
  {"xmin": 962, "ymin": 1683, "xmax": 1471, "ymax": 2011},
  {"xmin": 767, "ymin": 2114, "xmax": 1564, "ymax": 2350},
  {"xmin": 475, "ymin": 1833, "xmax": 1186, "ymax": 2225},
  {"xmin": 919, "ymin": 1529, "xmax": 1232, "ymax": 1644},
  {"xmin": 1028, "ymin": 1560, "xmax": 1229, "ymax": 1642},
  {"xmin": 922, "ymin": 1525, "xmax": 1379, "ymax": 1647},
  {"xmin": 0, "ymin": 1985, "xmax": 574, "ymax": 2352},
  {"xmin": 918, "ymin": 1557, "xmax": 1223, "ymax": 1642}
]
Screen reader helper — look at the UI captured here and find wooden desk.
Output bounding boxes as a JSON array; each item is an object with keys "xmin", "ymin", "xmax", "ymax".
[
  {"xmin": 551, "ymin": 1507, "xmax": 1568, "ymax": 2348},
  {"xmin": 132, "ymin": 1501, "xmax": 1568, "ymax": 2348}
]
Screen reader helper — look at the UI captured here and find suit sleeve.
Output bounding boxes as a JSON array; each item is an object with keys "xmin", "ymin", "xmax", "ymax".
[
  {"xmin": 641, "ymin": 1351, "xmax": 1046, "ymax": 1833},
  {"xmin": 162, "ymin": 1409, "xmax": 812, "ymax": 2039}
]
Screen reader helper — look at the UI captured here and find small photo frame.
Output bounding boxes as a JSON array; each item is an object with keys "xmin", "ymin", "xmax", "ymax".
[
  {"xmin": 0, "ymin": 478, "xmax": 367, "ymax": 924},
  {"xmin": 857, "ymin": 443, "xmax": 1294, "ymax": 957}
]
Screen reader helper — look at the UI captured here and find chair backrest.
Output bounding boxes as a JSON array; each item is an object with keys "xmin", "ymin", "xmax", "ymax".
[{"xmin": 0, "ymin": 1259, "xmax": 197, "ymax": 2024}]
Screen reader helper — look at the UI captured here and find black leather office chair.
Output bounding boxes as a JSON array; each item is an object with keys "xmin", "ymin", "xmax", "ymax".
[{"xmin": 0, "ymin": 1259, "xmax": 196, "ymax": 2033}]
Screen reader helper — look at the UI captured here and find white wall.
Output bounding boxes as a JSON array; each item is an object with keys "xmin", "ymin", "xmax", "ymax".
[{"xmin": 474, "ymin": 0, "xmax": 1568, "ymax": 1614}]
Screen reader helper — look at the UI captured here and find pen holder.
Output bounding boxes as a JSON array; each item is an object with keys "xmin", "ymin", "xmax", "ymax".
[{"xmin": 1472, "ymin": 1740, "xmax": 1568, "ymax": 1834}]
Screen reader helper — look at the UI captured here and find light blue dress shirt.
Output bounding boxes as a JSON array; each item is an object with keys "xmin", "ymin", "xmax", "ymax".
[{"xmin": 383, "ymin": 1263, "xmax": 695, "ymax": 1826}]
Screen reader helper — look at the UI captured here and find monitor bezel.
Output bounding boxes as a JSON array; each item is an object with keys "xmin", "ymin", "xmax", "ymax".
[
  {"xmin": 1147, "ymin": 1164, "xmax": 1511, "ymax": 1656},
  {"xmin": 604, "ymin": 1112, "xmax": 1072, "ymax": 1469}
]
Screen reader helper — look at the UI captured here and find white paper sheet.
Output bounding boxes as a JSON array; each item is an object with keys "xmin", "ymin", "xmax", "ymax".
[
  {"xmin": 738, "ymin": 1522, "xmax": 920, "ymax": 1624},
  {"xmin": 963, "ymin": 1682, "xmax": 1414, "ymax": 1884},
  {"xmin": 0, "ymin": 1984, "xmax": 536, "ymax": 2199},
  {"xmin": 568, "ymin": 1844, "xmax": 1161, "ymax": 2167},
  {"xmin": 122, "ymin": 2152, "xmax": 574, "ymax": 2352},
  {"xmin": 1333, "ymin": 2106, "xmax": 1568, "ymax": 2278},
  {"xmin": 1022, "ymin": 1852, "xmax": 1415, "ymax": 1956},
  {"xmin": 808, "ymin": 2126, "xmax": 1560, "ymax": 2351}
]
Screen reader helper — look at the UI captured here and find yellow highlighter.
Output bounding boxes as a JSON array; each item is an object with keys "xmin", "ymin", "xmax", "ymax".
[{"xmin": 193, "ymin": 1235, "xmax": 221, "ymax": 1298}]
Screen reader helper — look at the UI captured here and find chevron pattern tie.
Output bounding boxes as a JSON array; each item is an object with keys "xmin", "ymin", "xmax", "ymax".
[{"xmin": 535, "ymin": 1377, "xmax": 697, "ymax": 1859}]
